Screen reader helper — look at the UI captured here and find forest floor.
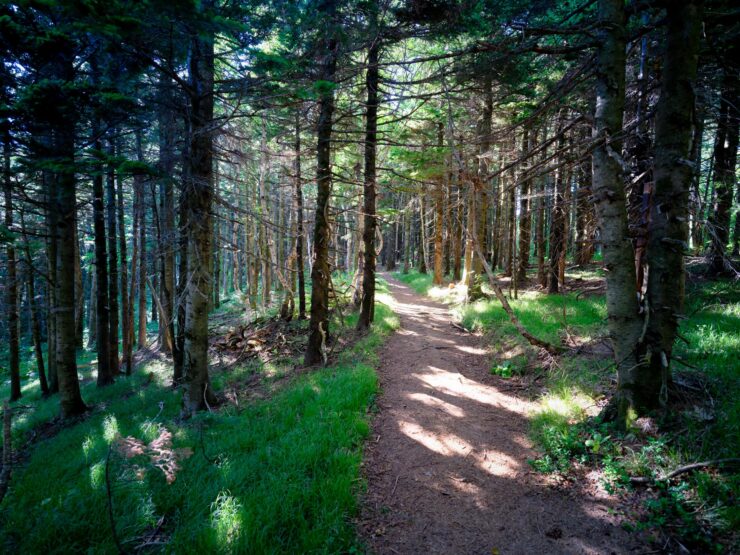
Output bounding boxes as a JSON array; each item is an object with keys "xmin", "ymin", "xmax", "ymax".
[{"xmin": 359, "ymin": 273, "xmax": 646, "ymax": 554}]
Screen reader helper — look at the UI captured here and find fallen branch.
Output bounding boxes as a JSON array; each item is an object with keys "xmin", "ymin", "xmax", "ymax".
[
  {"xmin": 450, "ymin": 322, "xmax": 472, "ymax": 333},
  {"xmin": 630, "ymin": 458, "xmax": 740, "ymax": 485},
  {"xmin": 473, "ymin": 242, "xmax": 562, "ymax": 356}
]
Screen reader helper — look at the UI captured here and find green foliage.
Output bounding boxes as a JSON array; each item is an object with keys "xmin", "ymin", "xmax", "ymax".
[
  {"xmin": 489, "ymin": 357, "xmax": 527, "ymax": 379},
  {"xmin": 312, "ymin": 80, "xmax": 337, "ymax": 97},
  {"xmin": 0, "ymin": 224, "xmax": 16, "ymax": 244}
]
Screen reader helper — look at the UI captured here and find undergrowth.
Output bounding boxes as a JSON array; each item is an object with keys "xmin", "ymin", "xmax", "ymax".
[{"xmin": 0, "ymin": 278, "xmax": 399, "ymax": 553}]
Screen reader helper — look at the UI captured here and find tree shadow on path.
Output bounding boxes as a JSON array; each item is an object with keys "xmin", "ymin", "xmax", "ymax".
[{"xmin": 359, "ymin": 274, "xmax": 647, "ymax": 555}]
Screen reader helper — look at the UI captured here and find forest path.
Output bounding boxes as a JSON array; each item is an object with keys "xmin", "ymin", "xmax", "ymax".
[{"xmin": 359, "ymin": 273, "xmax": 642, "ymax": 555}]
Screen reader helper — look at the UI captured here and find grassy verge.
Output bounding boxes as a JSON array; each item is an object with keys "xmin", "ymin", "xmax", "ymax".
[
  {"xmin": 400, "ymin": 268, "xmax": 739, "ymax": 552},
  {"xmin": 0, "ymin": 279, "xmax": 399, "ymax": 554}
]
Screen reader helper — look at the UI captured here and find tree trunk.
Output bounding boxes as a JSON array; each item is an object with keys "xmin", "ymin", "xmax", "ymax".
[
  {"xmin": 3, "ymin": 123, "xmax": 21, "ymax": 401},
  {"xmin": 351, "ymin": 163, "xmax": 365, "ymax": 307},
  {"xmin": 43, "ymin": 139, "xmax": 58, "ymax": 394},
  {"xmin": 644, "ymin": 0, "xmax": 703, "ymax": 410},
  {"xmin": 182, "ymin": 0, "xmax": 218, "ymax": 412},
  {"xmin": 92, "ymin": 118, "xmax": 113, "ymax": 387},
  {"xmin": 359, "ymin": 37, "xmax": 379, "ymax": 329},
  {"xmin": 536, "ymin": 176, "xmax": 548, "ymax": 286},
  {"xmin": 20, "ymin": 215, "xmax": 48, "ymax": 395},
  {"xmin": 707, "ymin": 70, "xmax": 739, "ymax": 275},
  {"xmin": 294, "ymin": 110, "xmax": 307, "ymax": 319},
  {"xmin": 306, "ymin": 2, "xmax": 338, "ymax": 365},
  {"xmin": 73, "ymin": 224, "xmax": 84, "ymax": 349},
  {"xmin": 137, "ymin": 149, "xmax": 147, "ymax": 350},
  {"xmin": 402, "ymin": 199, "xmax": 411, "ymax": 274},
  {"xmin": 158, "ymin": 77, "xmax": 177, "ymax": 355},
  {"xmin": 418, "ymin": 195, "xmax": 427, "ymax": 273},
  {"xmin": 106, "ymin": 135, "xmax": 120, "ymax": 376},
  {"xmin": 117, "ymin": 144, "xmax": 131, "ymax": 375},
  {"xmin": 173, "ymin": 130, "xmax": 189, "ymax": 383},
  {"xmin": 258, "ymin": 116, "xmax": 272, "ymax": 309},
  {"xmin": 548, "ymin": 112, "xmax": 566, "ymax": 294},
  {"xmin": 517, "ymin": 127, "xmax": 532, "ymax": 282},
  {"xmin": 592, "ymin": 0, "xmax": 643, "ymax": 425},
  {"xmin": 575, "ymin": 161, "xmax": 595, "ymax": 266},
  {"xmin": 433, "ymin": 122, "xmax": 445, "ymax": 286},
  {"xmin": 504, "ymin": 174, "xmax": 516, "ymax": 277},
  {"xmin": 53, "ymin": 47, "xmax": 86, "ymax": 417}
]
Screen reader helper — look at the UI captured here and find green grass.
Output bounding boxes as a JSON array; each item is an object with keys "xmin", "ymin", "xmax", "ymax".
[
  {"xmin": 526, "ymin": 279, "xmax": 740, "ymax": 551},
  {"xmin": 0, "ymin": 281, "xmax": 399, "ymax": 554},
  {"xmin": 457, "ymin": 290, "xmax": 606, "ymax": 345},
  {"xmin": 394, "ymin": 270, "xmax": 434, "ymax": 295}
]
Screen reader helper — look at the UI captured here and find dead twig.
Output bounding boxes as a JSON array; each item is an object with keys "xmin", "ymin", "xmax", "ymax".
[
  {"xmin": 450, "ymin": 322, "xmax": 472, "ymax": 333},
  {"xmin": 630, "ymin": 458, "xmax": 740, "ymax": 485}
]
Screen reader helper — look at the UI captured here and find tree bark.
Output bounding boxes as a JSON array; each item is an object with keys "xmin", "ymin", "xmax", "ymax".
[
  {"xmin": 182, "ymin": 0, "xmax": 218, "ymax": 411},
  {"xmin": 592, "ymin": 0, "xmax": 643, "ymax": 424},
  {"xmin": 158, "ymin": 76, "xmax": 177, "ymax": 355},
  {"xmin": 117, "ymin": 144, "xmax": 131, "ymax": 375},
  {"xmin": 306, "ymin": 0, "xmax": 338, "ymax": 364},
  {"xmin": 433, "ymin": 122, "xmax": 445, "ymax": 286},
  {"xmin": 359, "ymin": 37, "xmax": 380, "ymax": 329},
  {"xmin": 137, "ymin": 148, "xmax": 147, "ymax": 350},
  {"xmin": 20, "ymin": 215, "xmax": 48, "ymax": 395},
  {"xmin": 707, "ymin": 70, "xmax": 739, "ymax": 275},
  {"xmin": 294, "ymin": 110, "xmax": 307, "ymax": 319},
  {"xmin": 42, "ymin": 131, "xmax": 58, "ymax": 394},
  {"xmin": 517, "ymin": 127, "xmax": 532, "ymax": 282},
  {"xmin": 3, "ymin": 123, "xmax": 21, "ymax": 401},
  {"xmin": 53, "ymin": 46, "xmax": 86, "ymax": 417},
  {"xmin": 92, "ymin": 117, "xmax": 113, "ymax": 387},
  {"xmin": 258, "ymin": 116, "xmax": 272, "ymax": 309},
  {"xmin": 644, "ymin": 0, "xmax": 703, "ymax": 409},
  {"xmin": 106, "ymin": 135, "xmax": 120, "ymax": 376},
  {"xmin": 418, "ymin": 195, "xmax": 427, "ymax": 273},
  {"xmin": 536, "ymin": 175, "xmax": 547, "ymax": 287},
  {"xmin": 548, "ymin": 111, "xmax": 567, "ymax": 294}
]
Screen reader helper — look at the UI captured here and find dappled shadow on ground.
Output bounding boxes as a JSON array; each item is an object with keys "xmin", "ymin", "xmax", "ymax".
[{"xmin": 360, "ymin": 274, "xmax": 645, "ymax": 555}]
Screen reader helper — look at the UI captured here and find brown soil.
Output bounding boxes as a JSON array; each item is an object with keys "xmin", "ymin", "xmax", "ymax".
[{"xmin": 359, "ymin": 274, "xmax": 645, "ymax": 555}]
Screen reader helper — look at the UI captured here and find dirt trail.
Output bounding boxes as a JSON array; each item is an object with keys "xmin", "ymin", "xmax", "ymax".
[{"xmin": 360, "ymin": 274, "xmax": 643, "ymax": 555}]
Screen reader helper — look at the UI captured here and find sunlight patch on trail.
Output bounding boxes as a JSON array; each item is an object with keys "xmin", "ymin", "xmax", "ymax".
[
  {"xmin": 414, "ymin": 366, "xmax": 530, "ymax": 415},
  {"xmin": 398, "ymin": 419, "xmax": 473, "ymax": 456},
  {"xmin": 406, "ymin": 392, "xmax": 465, "ymax": 418}
]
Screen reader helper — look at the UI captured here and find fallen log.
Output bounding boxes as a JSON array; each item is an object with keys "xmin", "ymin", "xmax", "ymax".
[{"xmin": 473, "ymin": 241, "xmax": 562, "ymax": 356}]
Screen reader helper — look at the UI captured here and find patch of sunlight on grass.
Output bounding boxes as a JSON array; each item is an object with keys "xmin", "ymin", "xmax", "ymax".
[
  {"xmin": 89, "ymin": 462, "xmax": 105, "ymax": 490},
  {"xmin": 376, "ymin": 291, "xmax": 394, "ymax": 307},
  {"xmin": 211, "ymin": 491, "xmax": 243, "ymax": 548},
  {"xmin": 102, "ymin": 415, "xmax": 120, "ymax": 443},
  {"xmin": 82, "ymin": 435, "xmax": 96, "ymax": 461},
  {"xmin": 537, "ymin": 387, "xmax": 593, "ymax": 421}
]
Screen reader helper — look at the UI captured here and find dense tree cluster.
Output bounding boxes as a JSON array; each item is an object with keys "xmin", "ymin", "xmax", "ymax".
[{"xmin": 0, "ymin": 0, "xmax": 737, "ymax": 429}]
